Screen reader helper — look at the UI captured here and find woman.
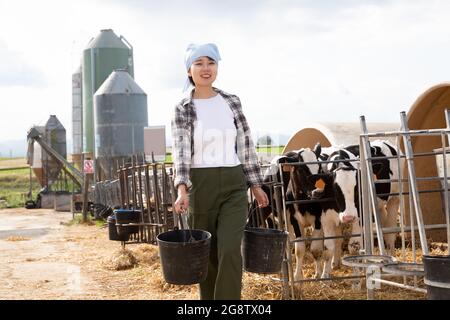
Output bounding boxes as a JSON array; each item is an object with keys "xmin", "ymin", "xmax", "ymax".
[{"xmin": 171, "ymin": 43, "xmax": 268, "ymax": 300}]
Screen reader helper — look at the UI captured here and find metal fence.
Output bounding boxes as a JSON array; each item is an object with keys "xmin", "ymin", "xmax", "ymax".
[
  {"xmin": 251, "ymin": 110, "xmax": 450, "ymax": 300},
  {"xmin": 349, "ymin": 110, "xmax": 450, "ymax": 299},
  {"xmin": 116, "ymin": 156, "xmax": 176, "ymax": 245}
]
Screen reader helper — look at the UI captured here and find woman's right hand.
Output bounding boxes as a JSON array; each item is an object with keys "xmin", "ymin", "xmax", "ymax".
[{"xmin": 174, "ymin": 185, "xmax": 189, "ymax": 214}]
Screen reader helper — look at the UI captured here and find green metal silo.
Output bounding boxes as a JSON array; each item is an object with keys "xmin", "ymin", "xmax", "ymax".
[{"xmin": 82, "ymin": 29, "xmax": 134, "ymax": 158}]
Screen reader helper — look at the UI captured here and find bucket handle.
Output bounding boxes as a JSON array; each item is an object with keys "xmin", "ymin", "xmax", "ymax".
[
  {"xmin": 174, "ymin": 210, "xmax": 191, "ymax": 230},
  {"xmin": 180, "ymin": 213, "xmax": 190, "ymax": 230},
  {"xmin": 179, "ymin": 210, "xmax": 195, "ymax": 242}
]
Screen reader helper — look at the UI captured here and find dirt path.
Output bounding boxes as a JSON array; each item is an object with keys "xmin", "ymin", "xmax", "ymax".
[
  {"xmin": 0, "ymin": 208, "xmax": 197, "ymax": 300},
  {"xmin": 0, "ymin": 208, "xmax": 86, "ymax": 299}
]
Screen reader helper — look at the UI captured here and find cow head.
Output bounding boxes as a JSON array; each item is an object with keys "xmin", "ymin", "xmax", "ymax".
[
  {"xmin": 288, "ymin": 147, "xmax": 322, "ymax": 198},
  {"xmin": 308, "ymin": 161, "xmax": 387, "ymax": 224},
  {"xmin": 333, "ymin": 167, "xmax": 359, "ymax": 223},
  {"xmin": 307, "ymin": 167, "xmax": 359, "ymax": 224},
  {"xmin": 327, "ymin": 149, "xmax": 358, "ymax": 172}
]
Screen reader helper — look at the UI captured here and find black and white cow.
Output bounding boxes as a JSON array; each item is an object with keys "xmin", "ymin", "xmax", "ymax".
[
  {"xmin": 317, "ymin": 145, "xmax": 340, "ymax": 173},
  {"xmin": 368, "ymin": 140, "xmax": 404, "ymax": 254},
  {"xmin": 266, "ymin": 145, "xmax": 344, "ymax": 280},
  {"xmin": 247, "ymin": 146, "xmax": 326, "ymax": 280},
  {"xmin": 247, "ymin": 146, "xmax": 322, "ymax": 229},
  {"xmin": 288, "ymin": 171, "xmax": 328, "ymax": 279},
  {"xmin": 310, "ymin": 140, "xmax": 404, "ymax": 263}
]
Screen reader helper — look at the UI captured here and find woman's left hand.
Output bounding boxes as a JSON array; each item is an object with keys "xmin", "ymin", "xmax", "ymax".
[{"xmin": 251, "ymin": 186, "xmax": 269, "ymax": 208}]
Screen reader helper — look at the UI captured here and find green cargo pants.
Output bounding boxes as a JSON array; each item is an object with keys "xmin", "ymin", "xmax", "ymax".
[{"xmin": 188, "ymin": 165, "xmax": 248, "ymax": 300}]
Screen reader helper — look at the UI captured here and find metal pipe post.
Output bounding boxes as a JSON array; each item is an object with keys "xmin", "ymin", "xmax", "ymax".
[
  {"xmin": 396, "ymin": 136, "xmax": 407, "ymax": 262},
  {"xmin": 444, "ymin": 109, "xmax": 450, "ymax": 244},
  {"xmin": 359, "ymin": 135, "xmax": 373, "ymax": 255},
  {"xmin": 400, "ymin": 111, "xmax": 429, "ymax": 255},
  {"xmin": 279, "ymin": 163, "xmax": 296, "ymax": 300},
  {"xmin": 360, "ymin": 115, "xmax": 386, "ymax": 255}
]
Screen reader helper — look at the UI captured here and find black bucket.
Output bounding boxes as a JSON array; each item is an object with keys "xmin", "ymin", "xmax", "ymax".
[
  {"xmin": 242, "ymin": 227, "xmax": 288, "ymax": 274},
  {"xmin": 157, "ymin": 229, "xmax": 211, "ymax": 285},
  {"xmin": 114, "ymin": 209, "xmax": 140, "ymax": 236},
  {"xmin": 107, "ymin": 214, "xmax": 129, "ymax": 241},
  {"xmin": 423, "ymin": 255, "xmax": 450, "ymax": 300}
]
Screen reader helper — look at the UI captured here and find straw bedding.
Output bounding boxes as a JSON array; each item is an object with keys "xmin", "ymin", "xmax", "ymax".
[{"xmin": 101, "ymin": 240, "xmax": 447, "ymax": 300}]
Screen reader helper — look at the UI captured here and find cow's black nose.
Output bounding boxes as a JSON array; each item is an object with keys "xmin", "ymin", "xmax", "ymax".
[{"xmin": 311, "ymin": 189, "xmax": 324, "ymax": 199}]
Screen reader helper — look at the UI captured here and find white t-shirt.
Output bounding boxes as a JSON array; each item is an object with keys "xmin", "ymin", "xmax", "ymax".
[{"xmin": 191, "ymin": 94, "xmax": 241, "ymax": 168}]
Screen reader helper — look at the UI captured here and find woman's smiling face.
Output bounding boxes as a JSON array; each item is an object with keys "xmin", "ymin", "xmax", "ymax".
[{"xmin": 188, "ymin": 56, "xmax": 218, "ymax": 87}]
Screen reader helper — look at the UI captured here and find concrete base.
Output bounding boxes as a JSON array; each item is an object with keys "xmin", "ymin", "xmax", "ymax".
[
  {"xmin": 40, "ymin": 193, "xmax": 55, "ymax": 209},
  {"xmin": 54, "ymin": 193, "xmax": 72, "ymax": 212}
]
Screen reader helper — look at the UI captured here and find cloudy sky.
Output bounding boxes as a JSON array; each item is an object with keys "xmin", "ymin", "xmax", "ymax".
[{"xmin": 1, "ymin": 0, "xmax": 450, "ymax": 147}]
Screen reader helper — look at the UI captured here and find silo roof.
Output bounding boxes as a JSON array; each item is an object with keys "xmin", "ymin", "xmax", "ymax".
[
  {"xmin": 94, "ymin": 70, "xmax": 146, "ymax": 95},
  {"xmin": 45, "ymin": 115, "xmax": 65, "ymax": 131},
  {"xmin": 86, "ymin": 29, "xmax": 129, "ymax": 49}
]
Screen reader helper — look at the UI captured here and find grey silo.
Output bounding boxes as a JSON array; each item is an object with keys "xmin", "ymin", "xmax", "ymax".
[
  {"xmin": 94, "ymin": 69, "xmax": 148, "ymax": 180},
  {"xmin": 43, "ymin": 115, "xmax": 67, "ymax": 186}
]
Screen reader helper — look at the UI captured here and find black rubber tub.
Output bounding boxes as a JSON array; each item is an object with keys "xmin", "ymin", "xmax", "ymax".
[
  {"xmin": 157, "ymin": 229, "xmax": 211, "ymax": 285},
  {"xmin": 107, "ymin": 213, "xmax": 129, "ymax": 241},
  {"xmin": 242, "ymin": 227, "xmax": 288, "ymax": 274},
  {"xmin": 423, "ymin": 255, "xmax": 450, "ymax": 300},
  {"xmin": 114, "ymin": 209, "xmax": 141, "ymax": 236}
]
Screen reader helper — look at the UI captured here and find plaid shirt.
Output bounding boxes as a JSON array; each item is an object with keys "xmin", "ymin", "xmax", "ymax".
[{"xmin": 171, "ymin": 87, "xmax": 263, "ymax": 190}]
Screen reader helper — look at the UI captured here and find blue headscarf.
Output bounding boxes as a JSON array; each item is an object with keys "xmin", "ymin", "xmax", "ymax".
[{"xmin": 183, "ymin": 43, "xmax": 221, "ymax": 92}]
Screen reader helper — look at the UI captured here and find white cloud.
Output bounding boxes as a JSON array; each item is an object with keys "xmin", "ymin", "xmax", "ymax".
[
  {"xmin": 0, "ymin": 42, "xmax": 47, "ymax": 87},
  {"xmin": 1, "ymin": 0, "xmax": 450, "ymax": 148}
]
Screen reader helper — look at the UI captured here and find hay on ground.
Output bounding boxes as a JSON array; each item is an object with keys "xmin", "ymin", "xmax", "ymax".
[
  {"xmin": 108, "ymin": 249, "xmax": 138, "ymax": 271},
  {"xmin": 132, "ymin": 244, "xmax": 160, "ymax": 266},
  {"xmin": 6, "ymin": 235, "xmax": 30, "ymax": 241}
]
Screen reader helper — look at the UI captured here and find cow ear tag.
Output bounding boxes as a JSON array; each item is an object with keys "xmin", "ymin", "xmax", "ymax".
[{"xmin": 315, "ymin": 178, "xmax": 325, "ymax": 190}]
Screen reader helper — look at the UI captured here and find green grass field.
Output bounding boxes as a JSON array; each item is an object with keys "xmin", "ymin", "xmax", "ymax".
[
  {"xmin": 256, "ymin": 146, "xmax": 284, "ymax": 154},
  {"xmin": 0, "ymin": 167, "xmax": 40, "ymax": 208},
  {"xmin": 0, "ymin": 157, "xmax": 28, "ymax": 170}
]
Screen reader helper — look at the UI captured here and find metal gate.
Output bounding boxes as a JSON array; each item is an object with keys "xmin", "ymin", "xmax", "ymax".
[{"xmin": 342, "ymin": 110, "xmax": 450, "ymax": 299}]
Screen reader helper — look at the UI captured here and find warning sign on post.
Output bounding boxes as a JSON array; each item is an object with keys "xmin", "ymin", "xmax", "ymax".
[{"xmin": 83, "ymin": 160, "xmax": 94, "ymax": 174}]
